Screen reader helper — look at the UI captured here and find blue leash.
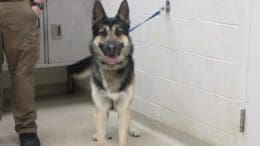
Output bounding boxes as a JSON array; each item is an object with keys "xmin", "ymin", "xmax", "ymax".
[{"xmin": 129, "ymin": 7, "xmax": 165, "ymax": 32}]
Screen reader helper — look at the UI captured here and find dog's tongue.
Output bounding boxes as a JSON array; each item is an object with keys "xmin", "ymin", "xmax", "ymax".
[{"xmin": 106, "ymin": 57, "xmax": 119, "ymax": 65}]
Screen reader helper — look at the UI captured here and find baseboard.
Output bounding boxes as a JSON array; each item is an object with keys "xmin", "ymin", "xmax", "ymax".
[
  {"xmin": 2, "ymin": 66, "xmax": 67, "ymax": 89},
  {"xmin": 3, "ymin": 83, "xmax": 68, "ymax": 100},
  {"xmin": 132, "ymin": 111, "xmax": 213, "ymax": 146}
]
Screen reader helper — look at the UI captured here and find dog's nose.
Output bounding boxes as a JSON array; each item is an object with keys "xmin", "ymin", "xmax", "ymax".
[{"xmin": 108, "ymin": 44, "xmax": 116, "ymax": 52}]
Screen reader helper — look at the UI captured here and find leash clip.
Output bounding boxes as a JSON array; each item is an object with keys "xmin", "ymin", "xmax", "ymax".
[{"xmin": 159, "ymin": 7, "xmax": 165, "ymax": 14}]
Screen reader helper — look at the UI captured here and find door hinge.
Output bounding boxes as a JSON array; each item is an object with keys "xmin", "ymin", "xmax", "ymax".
[
  {"xmin": 240, "ymin": 109, "xmax": 246, "ymax": 133},
  {"xmin": 166, "ymin": 0, "xmax": 171, "ymax": 13}
]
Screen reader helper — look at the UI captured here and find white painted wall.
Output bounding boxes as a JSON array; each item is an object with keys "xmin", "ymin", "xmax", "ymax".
[{"xmin": 102, "ymin": 0, "xmax": 252, "ymax": 145}]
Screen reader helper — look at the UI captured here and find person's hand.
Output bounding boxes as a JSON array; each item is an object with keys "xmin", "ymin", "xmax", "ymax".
[
  {"xmin": 34, "ymin": 0, "xmax": 45, "ymax": 3},
  {"xmin": 32, "ymin": 5, "xmax": 42, "ymax": 17},
  {"xmin": 31, "ymin": 0, "xmax": 45, "ymax": 17}
]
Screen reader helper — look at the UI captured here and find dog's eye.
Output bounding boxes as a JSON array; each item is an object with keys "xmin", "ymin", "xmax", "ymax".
[
  {"xmin": 115, "ymin": 28, "xmax": 124, "ymax": 36},
  {"xmin": 99, "ymin": 44, "xmax": 105, "ymax": 50},
  {"xmin": 99, "ymin": 29, "xmax": 107, "ymax": 37}
]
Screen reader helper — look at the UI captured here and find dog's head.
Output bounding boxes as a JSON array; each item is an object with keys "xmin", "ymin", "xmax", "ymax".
[{"xmin": 90, "ymin": 0, "xmax": 133, "ymax": 67}]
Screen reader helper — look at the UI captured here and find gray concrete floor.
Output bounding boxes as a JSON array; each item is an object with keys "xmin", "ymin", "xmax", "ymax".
[{"xmin": 0, "ymin": 93, "xmax": 211, "ymax": 146}]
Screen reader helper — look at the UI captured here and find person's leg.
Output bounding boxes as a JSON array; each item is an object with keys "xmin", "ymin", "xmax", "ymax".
[{"xmin": 2, "ymin": 1, "xmax": 39, "ymax": 134}]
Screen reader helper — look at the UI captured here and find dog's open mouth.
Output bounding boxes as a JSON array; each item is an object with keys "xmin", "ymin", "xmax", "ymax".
[{"xmin": 105, "ymin": 53, "xmax": 119, "ymax": 65}]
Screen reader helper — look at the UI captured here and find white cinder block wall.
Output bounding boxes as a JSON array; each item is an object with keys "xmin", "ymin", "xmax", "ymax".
[{"xmin": 102, "ymin": 0, "xmax": 250, "ymax": 146}]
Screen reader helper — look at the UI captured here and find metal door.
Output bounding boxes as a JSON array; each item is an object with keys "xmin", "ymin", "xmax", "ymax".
[{"xmin": 46, "ymin": 0, "xmax": 93, "ymax": 64}]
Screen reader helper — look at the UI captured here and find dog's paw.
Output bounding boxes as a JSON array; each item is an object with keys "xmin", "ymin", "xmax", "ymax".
[
  {"xmin": 92, "ymin": 134, "xmax": 112, "ymax": 142},
  {"xmin": 128, "ymin": 127, "xmax": 141, "ymax": 137}
]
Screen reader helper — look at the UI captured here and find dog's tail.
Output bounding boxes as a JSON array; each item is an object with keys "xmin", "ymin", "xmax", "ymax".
[{"xmin": 67, "ymin": 56, "xmax": 92, "ymax": 80}]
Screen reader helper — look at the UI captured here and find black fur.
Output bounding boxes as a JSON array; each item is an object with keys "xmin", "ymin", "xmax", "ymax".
[
  {"xmin": 117, "ymin": 57, "xmax": 134, "ymax": 91},
  {"xmin": 67, "ymin": 56, "xmax": 92, "ymax": 74},
  {"xmin": 92, "ymin": 60, "xmax": 105, "ymax": 90}
]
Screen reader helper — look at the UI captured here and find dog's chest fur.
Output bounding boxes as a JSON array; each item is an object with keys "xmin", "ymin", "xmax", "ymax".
[
  {"xmin": 92, "ymin": 59, "xmax": 134, "ymax": 101},
  {"xmin": 102, "ymin": 70, "xmax": 121, "ymax": 89},
  {"xmin": 98, "ymin": 70, "xmax": 125, "ymax": 101}
]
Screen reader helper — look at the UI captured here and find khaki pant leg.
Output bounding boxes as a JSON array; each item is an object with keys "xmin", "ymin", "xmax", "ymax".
[{"xmin": 2, "ymin": 1, "xmax": 40, "ymax": 134}]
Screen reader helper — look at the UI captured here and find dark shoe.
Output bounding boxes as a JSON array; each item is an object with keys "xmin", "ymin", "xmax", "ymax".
[{"xmin": 19, "ymin": 133, "xmax": 41, "ymax": 146}]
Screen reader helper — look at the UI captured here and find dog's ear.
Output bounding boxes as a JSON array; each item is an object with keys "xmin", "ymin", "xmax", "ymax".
[
  {"xmin": 116, "ymin": 0, "xmax": 130, "ymax": 24},
  {"xmin": 93, "ymin": 1, "xmax": 107, "ymax": 24}
]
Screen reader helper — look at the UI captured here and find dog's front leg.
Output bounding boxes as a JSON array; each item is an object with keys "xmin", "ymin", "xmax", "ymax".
[
  {"xmin": 118, "ymin": 109, "xmax": 131, "ymax": 146},
  {"xmin": 95, "ymin": 108, "xmax": 108, "ymax": 146},
  {"xmin": 117, "ymin": 84, "xmax": 135, "ymax": 146}
]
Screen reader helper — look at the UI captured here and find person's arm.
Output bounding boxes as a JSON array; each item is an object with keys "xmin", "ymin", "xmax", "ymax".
[{"xmin": 32, "ymin": 0, "xmax": 45, "ymax": 17}]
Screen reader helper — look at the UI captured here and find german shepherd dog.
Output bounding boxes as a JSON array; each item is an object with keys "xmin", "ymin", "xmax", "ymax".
[{"xmin": 67, "ymin": 0, "xmax": 140, "ymax": 146}]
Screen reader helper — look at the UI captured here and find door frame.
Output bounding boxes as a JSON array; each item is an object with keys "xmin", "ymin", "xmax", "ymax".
[{"xmin": 245, "ymin": 0, "xmax": 260, "ymax": 145}]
